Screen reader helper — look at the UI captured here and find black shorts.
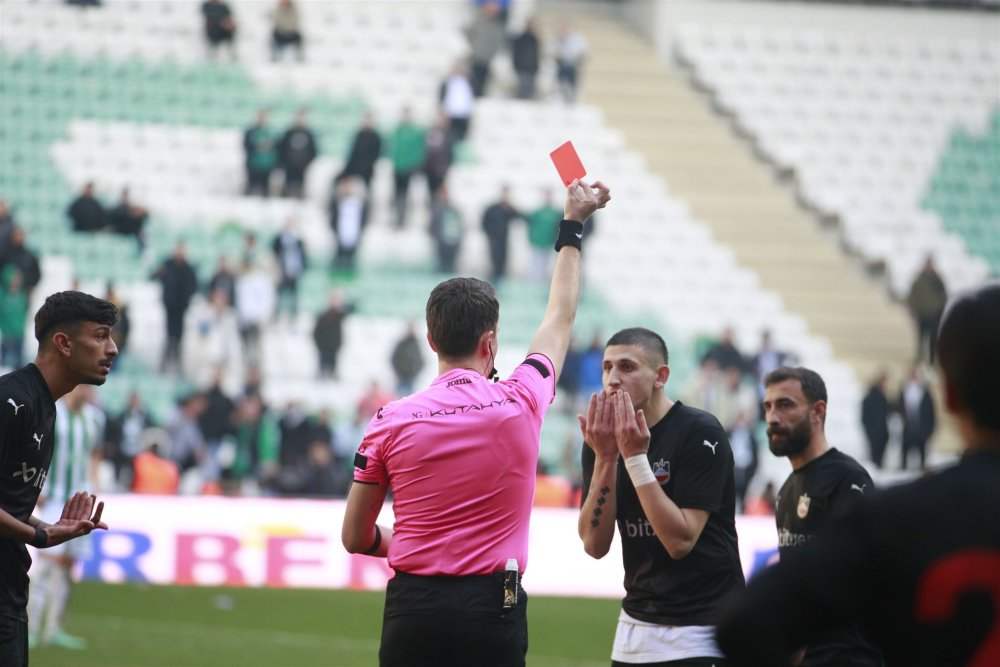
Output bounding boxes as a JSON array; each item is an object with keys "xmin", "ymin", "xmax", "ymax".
[
  {"xmin": 380, "ymin": 570, "xmax": 528, "ymax": 667},
  {"xmin": 0, "ymin": 615, "xmax": 28, "ymax": 667}
]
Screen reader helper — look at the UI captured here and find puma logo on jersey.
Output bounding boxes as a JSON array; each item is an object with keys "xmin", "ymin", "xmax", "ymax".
[
  {"xmin": 32, "ymin": 433, "xmax": 43, "ymax": 450},
  {"xmin": 7, "ymin": 398, "xmax": 24, "ymax": 415},
  {"xmin": 702, "ymin": 440, "xmax": 718, "ymax": 455},
  {"xmin": 850, "ymin": 483, "xmax": 867, "ymax": 494}
]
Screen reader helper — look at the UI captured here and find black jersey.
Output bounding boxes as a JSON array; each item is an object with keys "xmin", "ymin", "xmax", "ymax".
[
  {"xmin": 774, "ymin": 448, "xmax": 881, "ymax": 666},
  {"xmin": 0, "ymin": 364, "xmax": 56, "ymax": 621},
  {"xmin": 719, "ymin": 447, "xmax": 1000, "ymax": 667},
  {"xmin": 582, "ymin": 401, "xmax": 744, "ymax": 626}
]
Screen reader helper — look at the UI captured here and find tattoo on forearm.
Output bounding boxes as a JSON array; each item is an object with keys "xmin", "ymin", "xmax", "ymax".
[{"xmin": 590, "ymin": 486, "xmax": 611, "ymax": 528}]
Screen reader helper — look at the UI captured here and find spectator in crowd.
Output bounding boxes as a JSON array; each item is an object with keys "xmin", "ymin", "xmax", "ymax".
[
  {"xmin": 271, "ymin": 218, "xmax": 308, "ymax": 324},
  {"xmin": 167, "ymin": 390, "xmax": 207, "ymax": 476},
  {"xmin": 108, "ymin": 187, "xmax": 148, "ymax": 254},
  {"xmin": 683, "ymin": 357, "xmax": 723, "ymax": 416},
  {"xmin": 717, "ymin": 284, "xmax": 1000, "ymax": 667},
  {"xmin": 275, "ymin": 401, "xmax": 315, "ymax": 484},
  {"xmin": 0, "ymin": 200, "xmax": 14, "ymax": 253},
  {"xmin": 104, "ymin": 283, "xmax": 130, "ymax": 360},
  {"xmin": 0, "ymin": 227, "xmax": 41, "ymax": 299},
  {"xmin": 197, "ymin": 369, "xmax": 237, "ymax": 484},
  {"xmin": 423, "ymin": 114, "xmax": 454, "ymax": 199},
  {"xmin": 67, "ymin": 182, "xmax": 106, "ymax": 233},
  {"xmin": 716, "ymin": 365, "xmax": 758, "ymax": 431},
  {"xmin": 0, "ymin": 269, "xmax": 27, "ymax": 369},
  {"xmin": 313, "ymin": 290, "xmax": 352, "ymax": 379},
  {"xmin": 729, "ymin": 410, "xmax": 759, "ymax": 512},
  {"xmin": 702, "ymin": 325, "xmax": 745, "ymax": 373},
  {"xmin": 28, "ymin": 384, "xmax": 105, "ymax": 651},
  {"xmin": 742, "ymin": 480, "xmax": 776, "ymax": 516},
  {"xmin": 557, "ymin": 335, "xmax": 581, "ymax": 414},
  {"xmin": 861, "ymin": 370, "xmax": 891, "ymax": 469},
  {"xmin": 389, "ymin": 321, "xmax": 425, "ymax": 397},
  {"xmin": 103, "ymin": 390, "xmax": 154, "ymax": 489},
  {"xmin": 182, "ymin": 288, "xmax": 243, "ymax": 389},
  {"xmin": 464, "ymin": 1, "xmax": 505, "ymax": 97},
  {"xmin": 207, "ymin": 256, "xmax": 237, "ymax": 308},
  {"xmin": 130, "ymin": 429, "xmax": 180, "ymax": 495},
  {"xmin": 899, "ymin": 365, "xmax": 935, "ymax": 471},
  {"xmin": 511, "ymin": 18, "xmax": 541, "ymax": 100},
  {"xmin": 356, "ymin": 379, "xmax": 394, "ymax": 422},
  {"xmin": 234, "ymin": 256, "xmax": 275, "ymax": 368},
  {"xmin": 227, "ymin": 392, "xmax": 279, "ymax": 496},
  {"xmin": 428, "ymin": 185, "xmax": 463, "ymax": 274},
  {"xmin": 750, "ymin": 329, "xmax": 789, "ymax": 400},
  {"xmin": 439, "ymin": 62, "xmax": 475, "ymax": 144},
  {"xmin": 329, "ymin": 177, "xmax": 367, "ymax": 272},
  {"xmin": 906, "ymin": 256, "xmax": 948, "ymax": 364},
  {"xmin": 526, "ymin": 188, "xmax": 561, "ymax": 281},
  {"xmin": 201, "ymin": 0, "xmax": 237, "ymax": 60},
  {"xmin": 152, "ymin": 241, "xmax": 198, "ymax": 375},
  {"xmin": 554, "ymin": 20, "xmax": 587, "ymax": 103},
  {"xmin": 575, "ymin": 331, "xmax": 605, "ymax": 412},
  {"xmin": 243, "ymin": 110, "xmax": 279, "ymax": 197},
  {"xmin": 389, "ymin": 106, "xmax": 427, "ymax": 228},
  {"xmin": 762, "ymin": 366, "xmax": 882, "ymax": 666},
  {"xmin": 481, "ymin": 185, "xmax": 522, "ymax": 284},
  {"xmin": 278, "ymin": 108, "xmax": 318, "ymax": 198},
  {"xmin": 287, "ymin": 439, "xmax": 350, "ymax": 498},
  {"xmin": 242, "ymin": 230, "xmax": 261, "ymax": 266},
  {"xmin": 270, "ymin": 0, "xmax": 303, "ymax": 62},
  {"xmin": 336, "ymin": 111, "xmax": 382, "ymax": 191}
]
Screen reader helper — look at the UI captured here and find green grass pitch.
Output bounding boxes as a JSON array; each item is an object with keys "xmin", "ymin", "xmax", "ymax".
[{"xmin": 33, "ymin": 582, "xmax": 621, "ymax": 666}]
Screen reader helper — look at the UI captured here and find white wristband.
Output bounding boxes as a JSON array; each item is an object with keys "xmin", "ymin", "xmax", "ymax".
[{"xmin": 624, "ymin": 455, "xmax": 656, "ymax": 487}]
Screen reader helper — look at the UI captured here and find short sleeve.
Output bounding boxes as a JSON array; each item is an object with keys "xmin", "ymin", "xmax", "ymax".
[
  {"xmin": 0, "ymin": 389, "xmax": 31, "ymax": 465},
  {"xmin": 670, "ymin": 421, "xmax": 732, "ymax": 512},
  {"xmin": 503, "ymin": 354, "xmax": 556, "ymax": 415},
  {"xmin": 352, "ymin": 411, "xmax": 390, "ymax": 485},
  {"xmin": 828, "ymin": 466, "xmax": 875, "ymax": 518}
]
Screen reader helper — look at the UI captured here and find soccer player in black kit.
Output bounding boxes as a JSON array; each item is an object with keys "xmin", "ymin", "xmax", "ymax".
[
  {"xmin": 579, "ymin": 328, "xmax": 743, "ymax": 666},
  {"xmin": 762, "ymin": 366, "xmax": 881, "ymax": 666},
  {"xmin": 0, "ymin": 292, "xmax": 116, "ymax": 666},
  {"xmin": 717, "ymin": 282, "xmax": 1000, "ymax": 667}
]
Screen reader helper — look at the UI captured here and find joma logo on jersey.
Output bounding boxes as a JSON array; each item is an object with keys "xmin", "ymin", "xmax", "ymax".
[
  {"xmin": 652, "ymin": 459, "xmax": 670, "ymax": 485},
  {"xmin": 13, "ymin": 462, "xmax": 47, "ymax": 489},
  {"xmin": 446, "ymin": 377, "xmax": 472, "ymax": 388}
]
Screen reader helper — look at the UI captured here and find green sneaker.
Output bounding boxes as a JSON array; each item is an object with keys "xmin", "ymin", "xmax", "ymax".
[{"xmin": 47, "ymin": 630, "xmax": 87, "ymax": 650}]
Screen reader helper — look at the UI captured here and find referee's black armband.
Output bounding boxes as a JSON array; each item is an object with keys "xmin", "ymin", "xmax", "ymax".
[
  {"xmin": 31, "ymin": 526, "xmax": 49, "ymax": 549},
  {"xmin": 554, "ymin": 219, "xmax": 585, "ymax": 252}
]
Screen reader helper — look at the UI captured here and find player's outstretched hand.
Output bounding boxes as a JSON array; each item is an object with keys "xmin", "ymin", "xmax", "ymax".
[
  {"xmin": 41, "ymin": 492, "xmax": 108, "ymax": 548},
  {"xmin": 578, "ymin": 391, "xmax": 619, "ymax": 460},
  {"xmin": 564, "ymin": 179, "xmax": 611, "ymax": 223}
]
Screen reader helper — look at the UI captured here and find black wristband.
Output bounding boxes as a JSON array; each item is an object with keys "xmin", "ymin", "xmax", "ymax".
[
  {"xmin": 554, "ymin": 219, "xmax": 584, "ymax": 252},
  {"xmin": 31, "ymin": 526, "xmax": 48, "ymax": 549},
  {"xmin": 363, "ymin": 526, "xmax": 382, "ymax": 555}
]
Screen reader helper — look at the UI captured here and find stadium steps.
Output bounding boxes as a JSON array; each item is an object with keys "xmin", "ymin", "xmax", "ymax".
[{"xmin": 534, "ymin": 4, "xmax": 965, "ymax": 455}]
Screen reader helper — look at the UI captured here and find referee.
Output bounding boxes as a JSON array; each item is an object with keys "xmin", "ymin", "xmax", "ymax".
[
  {"xmin": 0, "ymin": 291, "xmax": 116, "ymax": 666},
  {"xmin": 342, "ymin": 179, "xmax": 610, "ymax": 667},
  {"xmin": 717, "ymin": 282, "xmax": 1000, "ymax": 666},
  {"xmin": 762, "ymin": 366, "xmax": 881, "ymax": 666}
]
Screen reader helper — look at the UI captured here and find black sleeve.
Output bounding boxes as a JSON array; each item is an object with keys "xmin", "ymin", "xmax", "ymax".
[
  {"xmin": 828, "ymin": 466, "xmax": 875, "ymax": 519},
  {"xmin": 0, "ymin": 389, "xmax": 31, "ymax": 465},
  {"xmin": 671, "ymin": 421, "xmax": 732, "ymax": 512}
]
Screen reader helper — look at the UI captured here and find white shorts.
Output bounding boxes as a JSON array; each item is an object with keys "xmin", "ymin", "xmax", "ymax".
[
  {"xmin": 611, "ymin": 609, "xmax": 723, "ymax": 664},
  {"xmin": 35, "ymin": 501, "xmax": 92, "ymax": 560}
]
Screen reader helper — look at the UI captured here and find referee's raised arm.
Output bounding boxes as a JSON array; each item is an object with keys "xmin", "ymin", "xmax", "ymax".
[{"xmin": 526, "ymin": 179, "xmax": 610, "ymax": 382}]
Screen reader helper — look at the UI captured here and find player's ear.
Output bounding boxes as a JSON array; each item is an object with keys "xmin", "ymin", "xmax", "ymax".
[
  {"xmin": 811, "ymin": 399, "xmax": 827, "ymax": 425},
  {"xmin": 653, "ymin": 364, "xmax": 670, "ymax": 390},
  {"xmin": 51, "ymin": 331, "xmax": 73, "ymax": 358},
  {"xmin": 425, "ymin": 332, "xmax": 437, "ymax": 353}
]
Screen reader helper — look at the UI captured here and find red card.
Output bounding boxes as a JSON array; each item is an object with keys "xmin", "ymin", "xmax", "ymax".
[{"xmin": 549, "ymin": 141, "xmax": 587, "ymax": 186}]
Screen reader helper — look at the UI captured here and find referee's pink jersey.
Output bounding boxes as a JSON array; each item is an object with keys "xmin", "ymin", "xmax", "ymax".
[{"xmin": 353, "ymin": 353, "xmax": 556, "ymax": 576}]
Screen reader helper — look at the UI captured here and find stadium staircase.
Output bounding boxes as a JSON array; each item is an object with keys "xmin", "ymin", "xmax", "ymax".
[{"xmin": 535, "ymin": 4, "xmax": 917, "ymax": 389}]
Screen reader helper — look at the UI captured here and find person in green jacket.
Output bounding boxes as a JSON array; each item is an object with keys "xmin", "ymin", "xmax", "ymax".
[
  {"xmin": 0, "ymin": 267, "xmax": 28, "ymax": 368},
  {"xmin": 389, "ymin": 106, "xmax": 427, "ymax": 228},
  {"xmin": 526, "ymin": 188, "xmax": 562, "ymax": 281}
]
